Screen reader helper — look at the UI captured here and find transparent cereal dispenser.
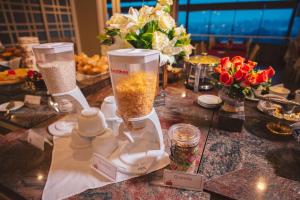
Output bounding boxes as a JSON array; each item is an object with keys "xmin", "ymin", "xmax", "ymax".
[
  {"xmin": 108, "ymin": 49, "xmax": 159, "ymax": 120},
  {"xmin": 107, "ymin": 49, "xmax": 166, "ymax": 175}
]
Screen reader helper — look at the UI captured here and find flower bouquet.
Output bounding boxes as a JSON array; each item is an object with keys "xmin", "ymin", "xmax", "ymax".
[
  {"xmin": 212, "ymin": 56, "xmax": 275, "ymax": 112},
  {"xmin": 98, "ymin": 0, "xmax": 193, "ymax": 65}
]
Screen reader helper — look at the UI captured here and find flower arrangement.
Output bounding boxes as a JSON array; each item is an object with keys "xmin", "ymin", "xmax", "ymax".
[
  {"xmin": 98, "ymin": 0, "xmax": 193, "ymax": 65},
  {"xmin": 213, "ymin": 56, "xmax": 275, "ymax": 99},
  {"xmin": 25, "ymin": 70, "xmax": 46, "ymax": 90}
]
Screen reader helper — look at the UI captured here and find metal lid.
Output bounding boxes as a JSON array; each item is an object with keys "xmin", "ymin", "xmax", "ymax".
[
  {"xmin": 32, "ymin": 42, "xmax": 74, "ymax": 54},
  {"xmin": 108, "ymin": 48, "xmax": 160, "ymax": 64},
  {"xmin": 188, "ymin": 52, "xmax": 220, "ymax": 65}
]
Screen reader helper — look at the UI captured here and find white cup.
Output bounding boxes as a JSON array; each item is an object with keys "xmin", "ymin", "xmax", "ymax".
[
  {"xmin": 101, "ymin": 96, "xmax": 117, "ymax": 119},
  {"xmin": 70, "ymin": 128, "xmax": 92, "ymax": 149},
  {"xmin": 295, "ymin": 89, "xmax": 300, "ymax": 103},
  {"xmin": 92, "ymin": 128, "xmax": 119, "ymax": 158},
  {"xmin": 77, "ymin": 107, "xmax": 107, "ymax": 137}
]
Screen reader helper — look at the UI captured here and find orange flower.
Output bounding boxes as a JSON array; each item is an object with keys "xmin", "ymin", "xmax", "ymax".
[
  {"xmin": 220, "ymin": 71, "xmax": 233, "ymax": 86},
  {"xmin": 234, "ymin": 69, "xmax": 245, "ymax": 81},
  {"xmin": 231, "ymin": 56, "xmax": 245, "ymax": 64},
  {"xmin": 266, "ymin": 66, "xmax": 275, "ymax": 78},
  {"xmin": 234, "ymin": 62, "xmax": 243, "ymax": 71}
]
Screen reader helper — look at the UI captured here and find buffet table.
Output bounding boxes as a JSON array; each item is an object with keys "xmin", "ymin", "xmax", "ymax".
[{"xmin": 0, "ymin": 82, "xmax": 299, "ymax": 200}]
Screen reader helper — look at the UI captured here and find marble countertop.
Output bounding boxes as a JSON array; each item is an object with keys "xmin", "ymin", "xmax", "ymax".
[{"xmin": 0, "ymin": 82, "xmax": 299, "ymax": 200}]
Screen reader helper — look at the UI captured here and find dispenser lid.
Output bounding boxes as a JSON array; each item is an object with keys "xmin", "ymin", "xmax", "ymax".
[
  {"xmin": 32, "ymin": 42, "xmax": 73, "ymax": 54},
  {"xmin": 108, "ymin": 49, "xmax": 160, "ymax": 64},
  {"xmin": 188, "ymin": 52, "xmax": 220, "ymax": 65}
]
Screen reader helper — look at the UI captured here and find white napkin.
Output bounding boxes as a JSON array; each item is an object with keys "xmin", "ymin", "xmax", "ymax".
[{"xmin": 42, "ymin": 137, "xmax": 170, "ymax": 200}]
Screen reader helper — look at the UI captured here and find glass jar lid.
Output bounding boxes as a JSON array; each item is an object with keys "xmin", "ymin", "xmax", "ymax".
[
  {"xmin": 188, "ymin": 52, "xmax": 220, "ymax": 65},
  {"xmin": 168, "ymin": 123, "xmax": 200, "ymax": 147}
]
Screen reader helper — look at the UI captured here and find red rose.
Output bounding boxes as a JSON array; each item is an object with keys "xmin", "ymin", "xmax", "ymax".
[
  {"xmin": 231, "ymin": 56, "xmax": 245, "ymax": 64},
  {"xmin": 234, "ymin": 69, "xmax": 245, "ymax": 81},
  {"xmin": 256, "ymin": 70, "xmax": 268, "ymax": 84},
  {"xmin": 266, "ymin": 66, "xmax": 275, "ymax": 78},
  {"xmin": 234, "ymin": 62, "xmax": 243, "ymax": 71},
  {"xmin": 220, "ymin": 71, "xmax": 233, "ymax": 86},
  {"xmin": 247, "ymin": 60, "xmax": 257, "ymax": 69},
  {"xmin": 220, "ymin": 57, "xmax": 230, "ymax": 65},
  {"xmin": 241, "ymin": 63, "xmax": 251, "ymax": 73},
  {"xmin": 7, "ymin": 69, "xmax": 16, "ymax": 75},
  {"xmin": 214, "ymin": 65, "xmax": 223, "ymax": 74},
  {"xmin": 220, "ymin": 57, "xmax": 232, "ymax": 69},
  {"xmin": 245, "ymin": 74, "xmax": 257, "ymax": 85}
]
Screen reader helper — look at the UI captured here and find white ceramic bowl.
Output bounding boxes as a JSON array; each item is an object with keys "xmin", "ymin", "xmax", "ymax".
[
  {"xmin": 101, "ymin": 96, "xmax": 117, "ymax": 119},
  {"xmin": 269, "ymin": 87, "xmax": 290, "ymax": 98},
  {"xmin": 77, "ymin": 107, "xmax": 107, "ymax": 137},
  {"xmin": 70, "ymin": 128, "xmax": 92, "ymax": 149},
  {"xmin": 92, "ymin": 128, "xmax": 119, "ymax": 158}
]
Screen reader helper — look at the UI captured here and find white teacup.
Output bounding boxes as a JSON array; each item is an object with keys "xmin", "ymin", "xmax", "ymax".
[
  {"xmin": 77, "ymin": 107, "xmax": 107, "ymax": 137},
  {"xmin": 101, "ymin": 96, "xmax": 117, "ymax": 119},
  {"xmin": 70, "ymin": 128, "xmax": 92, "ymax": 149},
  {"xmin": 92, "ymin": 128, "xmax": 119, "ymax": 158}
]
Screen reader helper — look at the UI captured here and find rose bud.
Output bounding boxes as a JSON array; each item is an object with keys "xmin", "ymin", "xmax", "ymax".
[
  {"xmin": 231, "ymin": 56, "xmax": 245, "ymax": 64},
  {"xmin": 247, "ymin": 60, "xmax": 257, "ymax": 69},
  {"xmin": 220, "ymin": 57, "xmax": 232, "ymax": 69},
  {"xmin": 234, "ymin": 69, "xmax": 245, "ymax": 81},
  {"xmin": 256, "ymin": 70, "xmax": 268, "ymax": 83},
  {"xmin": 214, "ymin": 65, "xmax": 223, "ymax": 73},
  {"xmin": 241, "ymin": 63, "xmax": 251, "ymax": 73},
  {"xmin": 266, "ymin": 66, "xmax": 275, "ymax": 78},
  {"xmin": 220, "ymin": 71, "xmax": 233, "ymax": 86},
  {"xmin": 246, "ymin": 73, "xmax": 258, "ymax": 85}
]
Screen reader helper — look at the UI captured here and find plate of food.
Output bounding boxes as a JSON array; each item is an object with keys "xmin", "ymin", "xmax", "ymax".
[
  {"xmin": 75, "ymin": 53, "xmax": 109, "ymax": 81},
  {"xmin": 0, "ymin": 68, "xmax": 28, "ymax": 85}
]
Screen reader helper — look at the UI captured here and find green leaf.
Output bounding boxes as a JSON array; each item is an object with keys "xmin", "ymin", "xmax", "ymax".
[
  {"xmin": 105, "ymin": 28, "xmax": 120, "ymax": 36},
  {"xmin": 168, "ymin": 28, "xmax": 175, "ymax": 40}
]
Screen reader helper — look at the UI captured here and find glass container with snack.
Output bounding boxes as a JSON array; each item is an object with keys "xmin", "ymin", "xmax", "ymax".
[{"xmin": 168, "ymin": 123, "xmax": 200, "ymax": 172}]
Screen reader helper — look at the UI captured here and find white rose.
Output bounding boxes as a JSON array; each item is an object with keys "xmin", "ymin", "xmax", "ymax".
[
  {"xmin": 174, "ymin": 25, "xmax": 186, "ymax": 36},
  {"xmin": 152, "ymin": 31, "xmax": 169, "ymax": 51},
  {"xmin": 158, "ymin": 0, "xmax": 173, "ymax": 6},
  {"xmin": 158, "ymin": 14, "xmax": 175, "ymax": 31},
  {"xmin": 182, "ymin": 44, "xmax": 193, "ymax": 58},
  {"xmin": 106, "ymin": 14, "xmax": 128, "ymax": 29}
]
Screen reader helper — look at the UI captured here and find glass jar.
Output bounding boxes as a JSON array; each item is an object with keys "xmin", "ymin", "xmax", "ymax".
[{"xmin": 168, "ymin": 123, "xmax": 200, "ymax": 171}]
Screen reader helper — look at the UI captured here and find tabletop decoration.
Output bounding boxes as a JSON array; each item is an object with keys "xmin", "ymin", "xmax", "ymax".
[
  {"xmin": 98, "ymin": 0, "xmax": 193, "ymax": 65},
  {"xmin": 213, "ymin": 56, "xmax": 275, "ymax": 112},
  {"xmin": 212, "ymin": 56, "xmax": 275, "ymax": 132}
]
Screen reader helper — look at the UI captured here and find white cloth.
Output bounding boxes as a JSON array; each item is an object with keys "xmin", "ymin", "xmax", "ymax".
[{"xmin": 42, "ymin": 137, "xmax": 169, "ymax": 200}]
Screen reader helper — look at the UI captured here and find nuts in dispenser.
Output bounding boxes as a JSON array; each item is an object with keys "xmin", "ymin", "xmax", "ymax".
[{"xmin": 115, "ymin": 72, "xmax": 157, "ymax": 119}]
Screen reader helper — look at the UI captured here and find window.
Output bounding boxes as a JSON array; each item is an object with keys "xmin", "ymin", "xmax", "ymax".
[
  {"xmin": 178, "ymin": 0, "xmax": 300, "ymax": 43},
  {"xmin": 0, "ymin": 0, "xmax": 76, "ymax": 46}
]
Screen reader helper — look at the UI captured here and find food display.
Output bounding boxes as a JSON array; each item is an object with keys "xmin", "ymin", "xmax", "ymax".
[
  {"xmin": 0, "ymin": 68, "xmax": 28, "ymax": 85},
  {"xmin": 114, "ymin": 72, "xmax": 157, "ymax": 119},
  {"xmin": 0, "ymin": 46, "xmax": 23, "ymax": 62},
  {"xmin": 273, "ymin": 107, "xmax": 300, "ymax": 122},
  {"xmin": 75, "ymin": 53, "xmax": 108, "ymax": 75}
]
